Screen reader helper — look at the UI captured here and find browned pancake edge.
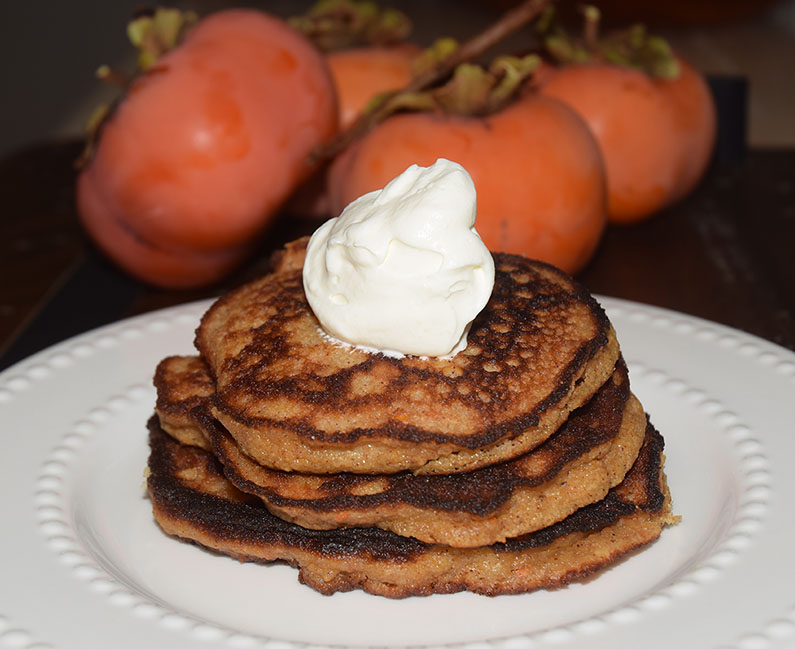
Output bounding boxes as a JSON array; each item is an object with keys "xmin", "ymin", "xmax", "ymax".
[
  {"xmin": 153, "ymin": 355, "xmax": 645, "ymax": 547},
  {"xmin": 154, "ymin": 355, "xmax": 215, "ymax": 450},
  {"xmin": 146, "ymin": 416, "xmax": 677, "ymax": 598},
  {"xmin": 208, "ymin": 367, "xmax": 646, "ymax": 547}
]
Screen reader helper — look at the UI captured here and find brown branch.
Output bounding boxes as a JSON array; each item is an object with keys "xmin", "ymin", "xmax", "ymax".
[{"xmin": 311, "ymin": 0, "xmax": 554, "ymax": 163}]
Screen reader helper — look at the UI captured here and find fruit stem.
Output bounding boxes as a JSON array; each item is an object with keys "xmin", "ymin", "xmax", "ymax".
[
  {"xmin": 311, "ymin": 0, "xmax": 553, "ymax": 162},
  {"xmin": 581, "ymin": 5, "xmax": 600, "ymax": 51},
  {"xmin": 413, "ymin": 0, "xmax": 550, "ymax": 89},
  {"xmin": 96, "ymin": 64, "xmax": 132, "ymax": 89},
  {"xmin": 540, "ymin": 6, "xmax": 680, "ymax": 79}
]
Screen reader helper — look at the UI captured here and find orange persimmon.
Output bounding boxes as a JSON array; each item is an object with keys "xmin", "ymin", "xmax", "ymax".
[
  {"xmin": 659, "ymin": 56, "xmax": 717, "ymax": 203},
  {"xmin": 285, "ymin": 43, "xmax": 418, "ymax": 218},
  {"xmin": 286, "ymin": 1, "xmax": 418, "ymax": 218},
  {"xmin": 538, "ymin": 63, "xmax": 682, "ymax": 224},
  {"xmin": 77, "ymin": 9, "xmax": 337, "ymax": 287},
  {"xmin": 535, "ymin": 11, "xmax": 716, "ymax": 224},
  {"xmin": 288, "ymin": 0, "xmax": 416, "ymax": 130},
  {"xmin": 78, "ymin": 172, "xmax": 250, "ymax": 288},
  {"xmin": 327, "ymin": 44, "xmax": 419, "ymax": 130},
  {"xmin": 327, "ymin": 91, "xmax": 607, "ymax": 275},
  {"xmin": 538, "ymin": 58, "xmax": 715, "ymax": 224}
]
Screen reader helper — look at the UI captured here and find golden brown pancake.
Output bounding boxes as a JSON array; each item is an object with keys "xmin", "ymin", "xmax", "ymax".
[
  {"xmin": 154, "ymin": 355, "xmax": 646, "ymax": 547},
  {"xmin": 154, "ymin": 355, "xmax": 215, "ymax": 450},
  {"xmin": 195, "ymin": 252, "xmax": 620, "ymax": 475},
  {"xmin": 146, "ymin": 416, "xmax": 677, "ymax": 598}
]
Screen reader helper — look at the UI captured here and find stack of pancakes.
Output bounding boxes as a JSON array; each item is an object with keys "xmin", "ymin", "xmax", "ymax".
[{"xmin": 147, "ymin": 238, "xmax": 678, "ymax": 598}]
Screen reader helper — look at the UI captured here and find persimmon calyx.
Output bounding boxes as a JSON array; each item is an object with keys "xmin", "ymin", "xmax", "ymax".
[
  {"xmin": 289, "ymin": 0, "xmax": 412, "ymax": 51},
  {"xmin": 490, "ymin": 55, "xmax": 542, "ymax": 108},
  {"xmin": 79, "ymin": 7, "xmax": 197, "ymax": 168},
  {"xmin": 90, "ymin": 8, "xmax": 197, "ymax": 93},
  {"xmin": 436, "ymin": 55, "xmax": 541, "ymax": 116},
  {"xmin": 362, "ymin": 90, "xmax": 436, "ymax": 118},
  {"xmin": 600, "ymin": 25, "xmax": 679, "ymax": 79},
  {"xmin": 367, "ymin": 52, "xmax": 540, "ymax": 119},
  {"xmin": 127, "ymin": 8, "xmax": 198, "ymax": 71},
  {"xmin": 540, "ymin": 5, "xmax": 680, "ymax": 79},
  {"xmin": 411, "ymin": 37, "xmax": 458, "ymax": 78}
]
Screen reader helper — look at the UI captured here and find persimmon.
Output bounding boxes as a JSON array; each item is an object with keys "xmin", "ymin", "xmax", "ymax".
[
  {"xmin": 327, "ymin": 58, "xmax": 607, "ymax": 275},
  {"xmin": 78, "ymin": 172, "xmax": 250, "ymax": 288},
  {"xmin": 327, "ymin": 44, "xmax": 419, "ymax": 129},
  {"xmin": 289, "ymin": 0, "xmax": 418, "ymax": 131},
  {"xmin": 538, "ymin": 63, "xmax": 682, "ymax": 223},
  {"xmin": 536, "ymin": 10, "xmax": 716, "ymax": 224},
  {"xmin": 77, "ymin": 8, "xmax": 338, "ymax": 287},
  {"xmin": 659, "ymin": 56, "xmax": 717, "ymax": 203},
  {"xmin": 286, "ymin": 1, "xmax": 418, "ymax": 217},
  {"xmin": 285, "ymin": 44, "xmax": 418, "ymax": 218}
]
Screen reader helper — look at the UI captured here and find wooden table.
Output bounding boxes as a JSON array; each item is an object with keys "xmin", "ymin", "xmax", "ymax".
[{"xmin": 1, "ymin": 84, "xmax": 793, "ymax": 371}]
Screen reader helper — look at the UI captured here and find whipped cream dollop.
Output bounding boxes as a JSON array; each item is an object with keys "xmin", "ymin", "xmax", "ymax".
[{"xmin": 303, "ymin": 158, "xmax": 495, "ymax": 358}]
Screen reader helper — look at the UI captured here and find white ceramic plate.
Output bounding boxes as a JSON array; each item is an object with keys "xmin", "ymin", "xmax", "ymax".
[{"xmin": 1, "ymin": 297, "xmax": 794, "ymax": 649}]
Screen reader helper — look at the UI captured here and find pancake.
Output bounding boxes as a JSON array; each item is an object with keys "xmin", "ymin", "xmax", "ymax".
[
  {"xmin": 268, "ymin": 235, "xmax": 310, "ymax": 274},
  {"xmin": 154, "ymin": 355, "xmax": 215, "ymax": 451},
  {"xmin": 195, "ymin": 251, "xmax": 620, "ymax": 475},
  {"xmin": 154, "ymin": 355, "xmax": 647, "ymax": 547},
  {"xmin": 146, "ymin": 415, "xmax": 677, "ymax": 598}
]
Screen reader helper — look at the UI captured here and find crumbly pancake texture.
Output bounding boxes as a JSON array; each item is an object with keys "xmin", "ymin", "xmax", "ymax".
[
  {"xmin": 156, "ymin": 355, "xmax": 646, "ymax": 547},
  {"xmin": 147, "ymin": 416, "xmax": 676, "ymax": 598},
  {"xmin": 195, "ymin": 252, "xmax": 620, "ymax": 474}
]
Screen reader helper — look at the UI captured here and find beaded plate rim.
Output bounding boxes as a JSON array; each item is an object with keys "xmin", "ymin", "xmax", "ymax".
[{"xmin": 0, "ymin": 296, "xmax": 793, "ymax": 649}]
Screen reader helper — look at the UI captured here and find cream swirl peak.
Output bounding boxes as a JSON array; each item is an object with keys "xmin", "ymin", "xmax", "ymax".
[{"xmin": 302, "ymin": 159, "xmax": 495, "ymax": 358}]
